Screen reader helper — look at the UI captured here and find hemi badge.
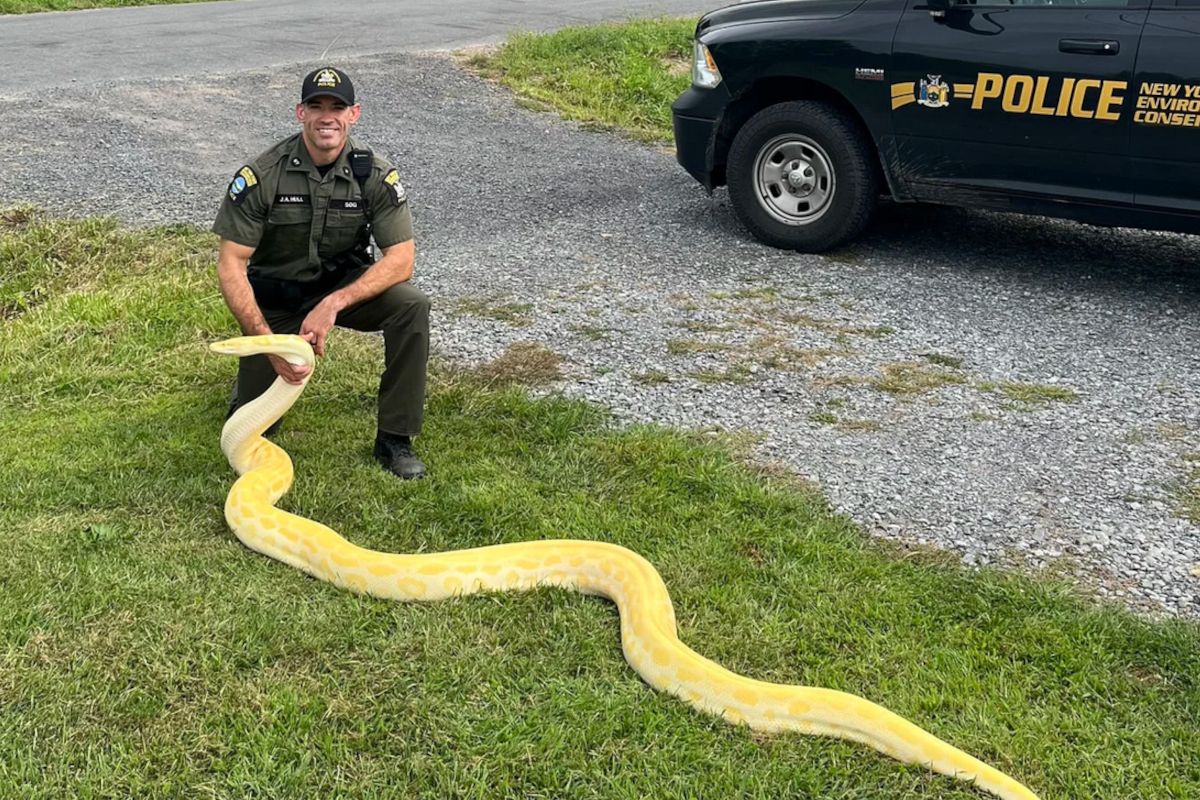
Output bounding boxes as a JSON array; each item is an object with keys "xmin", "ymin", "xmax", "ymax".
[{"xmin": 855, "ymin": 68, "xmax": 885, "ymax": 82}]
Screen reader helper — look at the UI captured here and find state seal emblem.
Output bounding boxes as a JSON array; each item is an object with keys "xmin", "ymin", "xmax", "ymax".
[{"xmin": 918, "ymin": 75, "xmax": 950, "ymax": 108}]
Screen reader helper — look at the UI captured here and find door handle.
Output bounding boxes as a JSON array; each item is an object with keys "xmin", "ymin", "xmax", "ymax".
[{"xmin": 1059, "ymin": 38, "xmax": 1120, "ymax": 55}]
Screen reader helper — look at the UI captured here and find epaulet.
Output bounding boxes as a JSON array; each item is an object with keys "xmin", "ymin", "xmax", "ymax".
[{"xmin": 254, "ymin": 135, "xmax": 298, "ymax": 172}]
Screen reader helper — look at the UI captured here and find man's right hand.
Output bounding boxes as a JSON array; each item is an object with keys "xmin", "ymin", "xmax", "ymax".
[{"xmin": 268, "ymin": 353, "xmax": 312, "ymax": 384}]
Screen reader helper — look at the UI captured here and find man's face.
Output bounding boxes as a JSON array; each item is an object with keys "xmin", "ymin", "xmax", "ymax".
[{"xmin": 295, "ymin": 96, "xmax": 361, "ymax": 158}]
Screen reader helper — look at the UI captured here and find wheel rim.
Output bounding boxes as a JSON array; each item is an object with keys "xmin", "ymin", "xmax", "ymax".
[{"xmin": 752, "ymin": 134, "xmax": 836, "ymax": 226}]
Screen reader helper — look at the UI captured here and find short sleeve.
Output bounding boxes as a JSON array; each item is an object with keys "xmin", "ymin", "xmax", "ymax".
[
  {"xmin": 367, "ymin": 166, "xmax": 414, "ymax": 249},
  {"xmin": 212, "ymin": 165, "xmax": 269, "ymax": 248}
]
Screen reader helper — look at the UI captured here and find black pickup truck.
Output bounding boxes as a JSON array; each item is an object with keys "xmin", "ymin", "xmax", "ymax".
[{"xmin": 671, "ymin": 0, "xmax": 1200, "ymax": 251}]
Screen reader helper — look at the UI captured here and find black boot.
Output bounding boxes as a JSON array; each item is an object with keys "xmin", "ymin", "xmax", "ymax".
[{"xmin": 373, "ymin": 431, "xmax": 426, "ymax": 480}]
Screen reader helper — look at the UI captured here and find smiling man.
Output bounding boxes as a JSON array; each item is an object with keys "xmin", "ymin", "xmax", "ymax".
[{"xmin": 212, "ymin": 67, "xmax": 430, "ymax": 479}]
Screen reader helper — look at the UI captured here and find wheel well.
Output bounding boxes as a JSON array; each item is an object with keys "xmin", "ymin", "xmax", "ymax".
[{"xmin": 712, "ymin": 78, "xmax": 887, "ymax": 195}]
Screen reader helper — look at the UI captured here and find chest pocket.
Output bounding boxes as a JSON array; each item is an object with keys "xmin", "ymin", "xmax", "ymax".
[
  {"xmin": 267, "ymin": 205, "xmax": 314, "ymax": 226},
  {"xmin": 321, "ymin": 202, "xmax": 367, "ymax": 258},
  {"xmin": 258, "ymin": 204, "xmax": 314, "ymax": 272}
]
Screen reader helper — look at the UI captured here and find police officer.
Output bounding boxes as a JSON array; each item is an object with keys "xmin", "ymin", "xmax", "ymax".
[{"xmin": 213, "ymin": 67, "xmax": 430, "ymax": 479}]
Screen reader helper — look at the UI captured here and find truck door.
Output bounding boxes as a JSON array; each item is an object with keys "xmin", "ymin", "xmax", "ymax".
[
  {"xmin": 890, "ymin": 0, "xmax": 1147, "ymax": 204},
  {"xmin": 1131, "ymin": 0, "xmax": 1200, "ymax": 212}
]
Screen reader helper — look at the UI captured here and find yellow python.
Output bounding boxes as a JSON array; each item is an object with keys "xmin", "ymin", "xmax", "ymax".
[{"xmin": 212, "ymin": 334, "xmax": 1040, "ymax": 800}]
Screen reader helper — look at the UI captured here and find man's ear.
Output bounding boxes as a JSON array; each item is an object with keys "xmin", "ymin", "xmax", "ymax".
[
  {"xmin": 348, "ymin": 104, "xmax": 362, "ymax": 124},
  {"xmin": 295, "ymin": 103, "xmax": 305, "ymax": 123}
]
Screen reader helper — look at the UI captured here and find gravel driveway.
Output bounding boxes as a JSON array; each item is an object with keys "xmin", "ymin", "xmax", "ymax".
[{"xmin": 3, "ymin": 53, "xmax": 1198, "ymax": 617}]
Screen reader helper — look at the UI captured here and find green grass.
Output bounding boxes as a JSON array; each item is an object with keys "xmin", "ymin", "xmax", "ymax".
[
  {"xmin": 455, "ymin": 295, "xmax": 534, "ymax": 327},
  {"xmin": 2, "ymin": 209, "xmax": 1200, "ymax": 799},
  {"xmin": 467, "ymin": 18, "xmax": 695, "ymax": 143},
  {"xmin": 0, "ymin": 0, "xmax": 209, "ymax": 12},
  {"xmin": 976, "ymin": 380, "xmax": 1079, "ymax": 411}
]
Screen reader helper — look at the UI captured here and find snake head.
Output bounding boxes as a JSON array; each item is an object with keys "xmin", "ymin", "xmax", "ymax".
[{"xmin": 210, "ymin": 334, "xmax": 315, "ymax": 368}]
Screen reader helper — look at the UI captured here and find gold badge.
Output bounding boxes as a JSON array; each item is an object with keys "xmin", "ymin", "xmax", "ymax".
[{"xmin": 315, "ymin": 69, "xmax": 340, "ymax": 88}]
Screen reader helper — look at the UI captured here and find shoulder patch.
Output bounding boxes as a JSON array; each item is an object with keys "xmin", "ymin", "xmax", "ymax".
[
  {"xmin": 382, "ymin": 169, "xmax": 406, "ymax": 207},
  {"xmin": 227, "ymin": 166, "xmax": 259, "ymax": 206}
]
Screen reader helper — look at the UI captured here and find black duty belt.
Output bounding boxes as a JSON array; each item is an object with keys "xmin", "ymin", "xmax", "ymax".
[{"xmin": 249, "ymin": 251, "xmax": 370, "ymax": 312}]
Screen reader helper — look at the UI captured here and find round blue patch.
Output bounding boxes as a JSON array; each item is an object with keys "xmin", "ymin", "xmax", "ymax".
[{"xmin": 233, "ymin": 177, "xmax": 247, "ymax": 192}]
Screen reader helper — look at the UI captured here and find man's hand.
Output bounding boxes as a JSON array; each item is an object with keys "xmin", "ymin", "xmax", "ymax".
[
  {"xmin": 299, "ymin": 297, "xmax": 340, "ymax": 357},
  {"xmin": 268, "ymin": 354, "xmax": 311, "ymax": 384}
]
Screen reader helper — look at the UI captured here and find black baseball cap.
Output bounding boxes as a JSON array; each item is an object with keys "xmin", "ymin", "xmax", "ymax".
[{"xmin": 300, "ymin": 67, "xmax": 355, "ymax": 105}]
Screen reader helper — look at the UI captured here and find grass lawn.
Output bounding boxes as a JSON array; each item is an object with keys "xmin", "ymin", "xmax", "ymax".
[
  {"xmin": 1, "ymin": 207, "xmax": 1198, "ymax": 799},
  {"xmin": 467, "ymin": 18, "xmax": 695, "ymax": 143},
  {"xmin": 0, "ymin": 0, "xmax": 208, "ymax": 12}
]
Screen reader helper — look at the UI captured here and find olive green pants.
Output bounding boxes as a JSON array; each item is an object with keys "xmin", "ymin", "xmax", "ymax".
[{"xmin": 236, "ymin": 281, "xmax": 430, "ymax": 436}]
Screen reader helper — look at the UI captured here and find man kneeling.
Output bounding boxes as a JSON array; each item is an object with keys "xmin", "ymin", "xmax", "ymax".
[{"xmin": 213, "ymin": 66, "xmax": 429, "ymax": 479}]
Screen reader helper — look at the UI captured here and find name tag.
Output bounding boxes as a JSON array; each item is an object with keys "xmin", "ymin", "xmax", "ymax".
[
  {"xmin": 275, "ymin": 194, "xmax": 311, "ymax": 205},
  {"xmin": 331, "ymin": 199, "xmax": 363, "ymax": 211}
]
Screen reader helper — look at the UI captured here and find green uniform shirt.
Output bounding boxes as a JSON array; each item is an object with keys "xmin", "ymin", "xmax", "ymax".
[{"xmin": 212, "ymin": 133, "xmax": 413, "ymax": 282}]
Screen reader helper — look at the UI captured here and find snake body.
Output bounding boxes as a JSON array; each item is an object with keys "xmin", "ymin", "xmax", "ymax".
[{"xmin": 212, "ymin": 334, "xmax": 1039, "ymax": 800}]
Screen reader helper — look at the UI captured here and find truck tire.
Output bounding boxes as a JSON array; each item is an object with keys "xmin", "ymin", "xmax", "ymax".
[{"xmin": 726, "ymin": 101, "xmax": 878, "ymax": 252}]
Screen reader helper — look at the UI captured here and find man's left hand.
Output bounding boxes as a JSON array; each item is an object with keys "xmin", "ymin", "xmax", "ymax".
[{"xmin": 300, "ymin": 298, "xmax": 339, "ymax": 357}]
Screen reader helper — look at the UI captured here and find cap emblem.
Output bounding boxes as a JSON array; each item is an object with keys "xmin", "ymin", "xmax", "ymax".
[{"xmin": 315, "ymin": 69, "xmax": 341, "ymax": 88}]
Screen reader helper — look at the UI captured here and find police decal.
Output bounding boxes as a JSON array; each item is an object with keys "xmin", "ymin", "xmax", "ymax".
[
  {"xmin": 228, "ymin": 165, "xmax": 258, "ymax": 205},
  {"xmin": 383, "ymin": 169, "xmax": 406, "ymax": 206}
]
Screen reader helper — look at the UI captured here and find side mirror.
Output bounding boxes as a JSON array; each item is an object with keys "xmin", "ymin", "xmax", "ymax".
[{"xmin": 927, "ymin": 0, "xmax": 953, "ymax": 17}]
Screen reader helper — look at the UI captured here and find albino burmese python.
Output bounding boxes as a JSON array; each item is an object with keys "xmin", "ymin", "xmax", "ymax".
[{"xmin": 212, "ymin": 334, "xmax": 1039, "ymax": 800}]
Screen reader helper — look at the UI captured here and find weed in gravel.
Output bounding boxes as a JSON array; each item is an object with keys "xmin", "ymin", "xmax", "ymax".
[
  {"xmin": 1120, "ymin": 425, "xmax": 1188, "ymax": 446},
  {"xmin": 809, "ymin": 410, "xmax": 882, "ymax": 432},
  {"xmin": 1171, "ymin": 453, "xmax": 1200, "ymax": 524},
  {"xmin": 667, "ymin": 338, "xmax": 734, "ymax": 355},
  {"xmin": 921, "ymin": 352, "xmax": 964, "ymax": 369},
  {"xmin": 978, "ymin": 380, "xmax": 1078, "ymax": 409},
  {"xmin": 731, "ymin": 286, "xmax": 781, "ymax": 301},
  {"xmin": 773, "ymin": 312, "xmax": 894, "ymax": 340},
  {"xmin": 455, "ymin": 296, "xmax": 534, "ymax": 327},
  {"xmin": 689, "ymin": 366, "xmax": 752, "ymax": 385},
  {"xmin": 857, "ymin": 325, "xmax": 896, "ymax": 340},
  {"xmin": 471, "ymin": 341, "xmax": 563, "ymax": 386},
  {"xmin": 871, "ymin": 362, "xmax": 967, "ymax": 396},
  {"xmin": 818, "ymin": 363, "xmax": 966, "ymax": 396},
  {"xmin": 750, "ymin": 337, "xmax": 847, "ymax": 371},
  {"xmin": 1156, "ymin": 423, "xmax": 1191, "ymax": 441},
  {"xmin": 570, "ymin": 324, "xmax": 612, "ymax": 342}
]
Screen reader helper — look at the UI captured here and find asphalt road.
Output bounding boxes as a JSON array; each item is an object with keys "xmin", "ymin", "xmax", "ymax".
[{"xmin": 2, "ymin": 0, "xmax": 712, "ymax": 90}]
